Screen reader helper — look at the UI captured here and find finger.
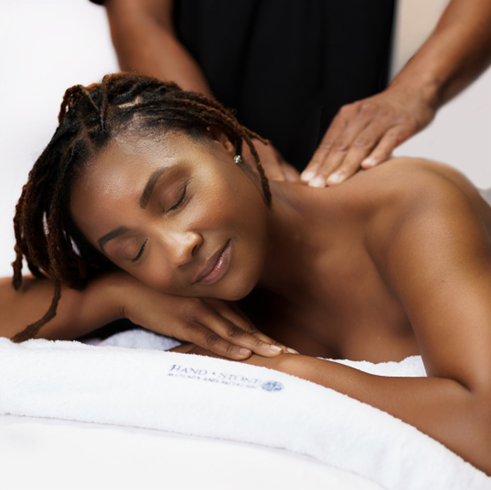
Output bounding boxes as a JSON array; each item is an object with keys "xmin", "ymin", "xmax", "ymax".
[
  {"xmin": 182, "ymin": 321, "xmax": 254, "ymax": 360},
  {"xmin": 200, "ymin": 311, "xmax": 286, "ymax": 358},
  {"xmin": 325, "ymin": 122, "xmax": 389, "ymax": 184},
  {"xmin": 361, "ymin": 125, "xmax": 412, "ymax": 169},
  {"xmin": 208, "ymin": 303, "xmax": 295, "ymax": 355},
  {"xmin": 213, "ymin": 301, "xmax": 293, "ymax": 349},
  {"xmin": 301, "ymin": 110, "xmax": 349, "ymax": 182},
  {"xmin": 305, "ymin": 106, "xmax": 375, "ymax": 186}
]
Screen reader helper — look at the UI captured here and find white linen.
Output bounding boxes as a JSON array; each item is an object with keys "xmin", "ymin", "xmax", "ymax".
[
  {"xmin": 0, "ymin": 414, "xmax": 384, "ymax": 490},
  {"xmin": 1, "ymin": 331, "xmax": 489, "ymax": 490}
]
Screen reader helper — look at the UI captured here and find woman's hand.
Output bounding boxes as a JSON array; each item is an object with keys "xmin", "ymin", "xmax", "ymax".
[
  {"xmin": 300, "ymin": 86, "xmax": 436, "ymax": 187},
  {"xmin": 112, "ymin": 272, "xmax": 296, "ymax": 360},
  {"xmin": 169, "ymin": 342, "xmax": 295, "ymax": 369}
]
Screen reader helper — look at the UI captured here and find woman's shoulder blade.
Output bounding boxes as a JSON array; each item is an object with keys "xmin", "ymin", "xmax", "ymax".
[{"xmin": 358, "ymin": 157, "xmax": 491, "ymax": 264}]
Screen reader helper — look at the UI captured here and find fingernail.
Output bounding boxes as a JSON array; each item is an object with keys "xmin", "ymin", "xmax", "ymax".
[
  {"xmin": 309, "ymin": 176, "xmax": 325, "ymax": 188},
  {"xmin": 362, "ymin": 158, "xmax": 376, "ymax": 167},
  {"xmin": 269, "ymin": 344, "xmax": 283, "ymax": 353},
  {"xmin": 286, "ymin": 348, "xmax": 299, "ymax": 354},
  {"xmin": 326, "ymin": 172, "xmax": 342, "ymax": 184},
  {"xmin": 301, "ymin": 169, "xmax": 315, "ymax": 181},
  {"xmin": 239, "ymin": 348, "xmax": 251, "ymax": 356}
]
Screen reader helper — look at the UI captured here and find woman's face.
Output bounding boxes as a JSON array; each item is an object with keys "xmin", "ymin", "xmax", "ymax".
[{"xmin": 70, "ymin": 130, "xmax": 269, "ymax": 300}]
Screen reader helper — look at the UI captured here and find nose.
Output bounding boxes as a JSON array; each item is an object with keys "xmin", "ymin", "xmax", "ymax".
[{"xmin": 162, "ymin": 229, "xmax": 203, "ymax": 268}]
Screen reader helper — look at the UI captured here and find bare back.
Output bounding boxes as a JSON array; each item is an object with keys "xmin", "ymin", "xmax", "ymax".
[{"xmin": 242, "ymin": 158, "xmax": 491, "ymax": 363}]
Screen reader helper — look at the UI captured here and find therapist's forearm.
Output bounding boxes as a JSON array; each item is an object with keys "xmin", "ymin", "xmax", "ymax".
[
  {"xmin": 104, "ymin": 0, "xmax": 212, "ymax": 95},
  {"xmin": 389, "ymin": 0, "xmax": 491, "ymax": 110}
]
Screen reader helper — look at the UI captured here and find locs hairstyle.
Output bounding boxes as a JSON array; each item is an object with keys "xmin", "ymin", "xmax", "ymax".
[{"xmin": 11, "ymin": 73, "xmax": 271, "ymax": 343}]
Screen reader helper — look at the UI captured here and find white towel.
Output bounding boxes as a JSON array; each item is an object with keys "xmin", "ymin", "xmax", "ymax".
[{"xmin": 1, "ymin": 330, "xmax": 489, "ymax": 490}]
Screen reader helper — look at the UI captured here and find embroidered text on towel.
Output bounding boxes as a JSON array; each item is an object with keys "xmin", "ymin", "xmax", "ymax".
[{"xmin": 168, "ymin": 364, "xmax": 284, "ymax": 392}]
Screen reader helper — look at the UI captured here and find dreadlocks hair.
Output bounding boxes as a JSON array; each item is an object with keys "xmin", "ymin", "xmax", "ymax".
[{"xmin": 11, "ymin": 72, "xmax": 272, "ymax": 343}]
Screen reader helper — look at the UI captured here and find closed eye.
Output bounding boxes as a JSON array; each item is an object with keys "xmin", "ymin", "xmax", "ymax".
[
  {"xmin": 168, "ymin": 185, "xmax": 187, "ymax": 212},
  {"xmin": 131, "ymin": 185, "xmax": 187, "ymax": 263},
  {"xmin": 131, "ymin": 239, "xmax": 147, "ymax": 263}
]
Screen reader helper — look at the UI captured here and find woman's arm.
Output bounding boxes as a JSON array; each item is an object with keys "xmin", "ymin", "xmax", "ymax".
[
  {"xmin": 0, "ymin": 274, "xmax": 121, "ymax": 341},
  {"xmin": 103, "ymin": 0, "xmax": 212, "ymax": 95},
  {"xmin": 0, "ymin": 272, "xmax": 289, "ymax": 359},
  {"xmin": 358, "ymin": 169, "xmax": 491, "ymax": 473},
  {"xmin": 179, "ymin": 333, "xmax": 491, "ymax": 474}
]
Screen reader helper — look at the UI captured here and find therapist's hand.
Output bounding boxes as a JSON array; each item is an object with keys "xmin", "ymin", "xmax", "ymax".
[{"xmin": 300, "ymin": 86, "xmax": 436, "ymax": 187}]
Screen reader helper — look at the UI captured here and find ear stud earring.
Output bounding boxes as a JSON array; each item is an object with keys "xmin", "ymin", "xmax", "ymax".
[{"xmin": 234, "ymin": 155, "xmax": 243, "ymax": 165}]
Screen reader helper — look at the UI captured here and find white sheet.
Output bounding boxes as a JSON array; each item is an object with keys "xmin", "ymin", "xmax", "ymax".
[{"xmin": 0, "ymin": 414, "xmax": 384, "ymax": 490}]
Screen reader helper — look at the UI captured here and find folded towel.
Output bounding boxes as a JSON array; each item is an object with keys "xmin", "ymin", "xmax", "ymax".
[{"xmin": 1, "ymin": 331, "xmax": 489, "ymax": 490}]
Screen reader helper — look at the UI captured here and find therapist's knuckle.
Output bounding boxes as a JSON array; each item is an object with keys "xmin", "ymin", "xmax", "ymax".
[
  {"xmin": 358, "ymin": 101, "xmax": 376, "ymax": 116},
  {"xmin": 387, "ymin": 129, "xmax": 407, "ymax": 145},
  {"xmin": 353, "ymin": 137, "xmax": 372, "ymax": 149},
  {"xmin": 318, "ymin": 138, "xmax": 334, "ymax": 152},
  {"xmin": 339, "ymin": 104, "xmax": 353, "ymax": 118},
  {"xmin": 333, "ymin": 140, "xmax": 349, "ymax": 152}
]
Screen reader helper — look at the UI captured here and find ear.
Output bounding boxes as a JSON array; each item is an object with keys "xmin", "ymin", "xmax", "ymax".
[{"xmin": 205, "ymin": 127, "xmax": 236, "ymax": 156}]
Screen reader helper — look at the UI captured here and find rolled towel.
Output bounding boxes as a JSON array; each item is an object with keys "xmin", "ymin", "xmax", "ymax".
[{"xmin": 1, "ymin": 334, "xmax": 489, "ymax": 490}]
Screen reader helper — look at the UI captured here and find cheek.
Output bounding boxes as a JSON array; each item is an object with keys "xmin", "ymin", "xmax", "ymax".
[
  {"xmin": 210, "ymin": 174, "xmax": 268, "ymax": 299},
  {"xmin": 140, "ymin": 175, "xmax": 266, "ymax": 299}
]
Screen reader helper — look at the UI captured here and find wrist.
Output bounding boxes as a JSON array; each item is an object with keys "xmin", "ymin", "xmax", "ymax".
[
  {"xmin": 93, "ymin": 271, "xmax": 135, "ymax": 320},
  {"xmin": 387, "ymin": 71, "xmax": 442, "ymax": 113}
]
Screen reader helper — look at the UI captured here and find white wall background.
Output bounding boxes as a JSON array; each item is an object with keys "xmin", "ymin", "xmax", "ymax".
[{"xmin": 1, "ymin": 0, "xmax": 490, "ymax": 277}]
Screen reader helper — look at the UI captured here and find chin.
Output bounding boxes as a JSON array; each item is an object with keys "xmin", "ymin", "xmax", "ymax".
[
  {"xmin": 217, "ymin": 258, "xmax": 263, "ymax": 301},
  {"xmin": 222, "ymin": 279, "xmax": 257, "ymax": 302}
]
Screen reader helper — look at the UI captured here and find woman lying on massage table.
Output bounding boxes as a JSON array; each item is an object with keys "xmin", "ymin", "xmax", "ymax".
[{"xmin": 1, "ymin": 74, "xmax": 490, "ymax": 475}]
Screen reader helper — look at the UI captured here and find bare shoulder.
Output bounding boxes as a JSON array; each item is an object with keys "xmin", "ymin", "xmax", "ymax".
[
  {"xmin": 359, "ymin": 157, "xmax": 491, "ymax": 252},
  {"xmin": 362, "ymin": 158, "xmax": 491, "ymax": 388},
  {"xmin": 358, "ymin": 157, "xmax": 485, "ymax": 206}
]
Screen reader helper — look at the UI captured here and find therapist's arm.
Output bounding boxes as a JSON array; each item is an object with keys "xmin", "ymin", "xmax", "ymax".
[
  {"xmin": 104, "ymin": 0, "xmax": 212, "ymax": 95},
  {"xmin": 302, "ymin": 0, "xmax": 491, "ymax": 187}
]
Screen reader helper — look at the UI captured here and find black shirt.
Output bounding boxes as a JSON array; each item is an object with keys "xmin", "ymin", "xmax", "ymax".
[{"xmin": 91, "ymin": 0, "xmax": 395, "ymax": 169}]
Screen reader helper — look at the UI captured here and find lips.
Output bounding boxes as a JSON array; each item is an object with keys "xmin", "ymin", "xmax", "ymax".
[{"xmin": 194, "ymin": 240, "xmax": 231, "ymax": 285}]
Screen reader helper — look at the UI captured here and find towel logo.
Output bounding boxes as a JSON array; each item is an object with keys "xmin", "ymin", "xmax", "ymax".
[
  {"xmin": 168, "ymin": 364, "xmax": 284, "ymax": 392},
  {"xmin": 261, "ymin": 381, "xmax": 284, "ymax": 392}
]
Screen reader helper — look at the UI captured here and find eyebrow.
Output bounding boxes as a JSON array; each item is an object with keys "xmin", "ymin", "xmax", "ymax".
[
  {"xmin": 98, "ymin": 226, "xmax": 130, "ymax": 252},
  {"xmin": 97, "ymin": 167, "xmax": 170, "ymax": 252},
  {"xmin": 140, "ymin": 167, "xmax": 169, "ymax": 209}
]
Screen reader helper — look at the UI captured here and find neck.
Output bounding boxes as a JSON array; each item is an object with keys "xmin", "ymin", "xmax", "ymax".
[{"xmin": 257, "ymin": 181, "xmax": 334, "ymax": 298}]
